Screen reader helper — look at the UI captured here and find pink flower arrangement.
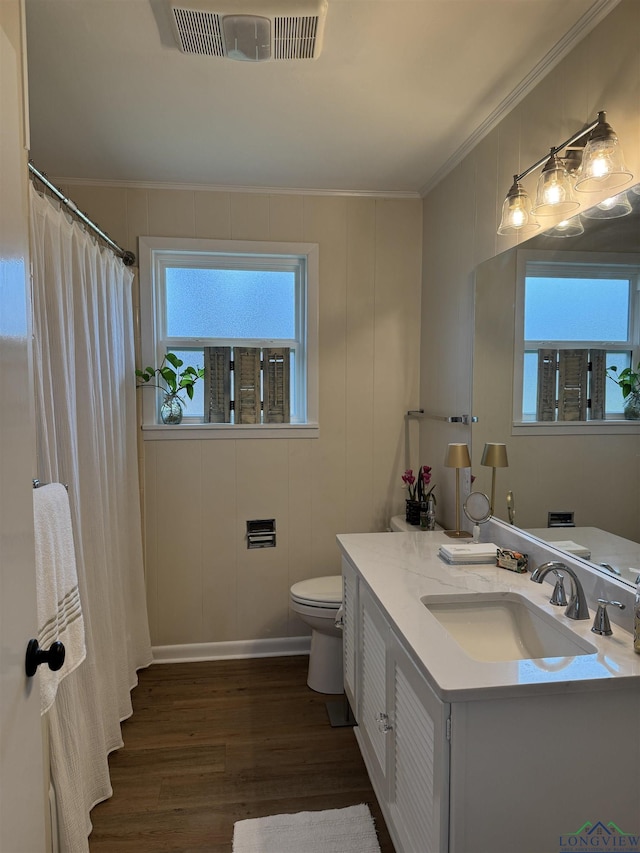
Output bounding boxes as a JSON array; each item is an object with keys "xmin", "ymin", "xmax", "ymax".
[
  {"xmin": 401, "ymin": 469, "xmax": 417, "ymax": 499},
  {"xmin": 402, "ymin": 466, "xmax": 436, "ymax": 503}
]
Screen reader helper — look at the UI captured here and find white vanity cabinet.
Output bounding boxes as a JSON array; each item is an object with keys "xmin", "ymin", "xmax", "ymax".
[
  {"xmin": 341, "ymin": 552, "xmax": 640, "ymax": 853},
  {"xmin": 342, "ymin": 558, "xmax": 450, "ymax": 853}
]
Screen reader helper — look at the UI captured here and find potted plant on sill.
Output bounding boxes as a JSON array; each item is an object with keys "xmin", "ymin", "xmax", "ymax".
[
  {"xmin": 607, "ymin": 361, "xmax": 640, "ymax": 420},
  {"xmin": 136, "ymin": 353, "xmax": 205, "ymax": 424}
]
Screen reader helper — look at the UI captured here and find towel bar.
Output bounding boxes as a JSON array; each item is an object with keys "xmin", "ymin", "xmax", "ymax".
[
  {"xmin": 33, "ymin": 479, "xmax": 68, "ymax": 490},
  {"xmin": 405, "ymin": 410, "xmax": 478, "ymax": 424}
]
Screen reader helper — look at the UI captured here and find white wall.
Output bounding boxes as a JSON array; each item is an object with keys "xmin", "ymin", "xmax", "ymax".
[
  {"xmin": 57, "ymin": 1, "xmax": 640, "ymax": 648},
  {"xmin": 61, "ymin": 186, "xmax": 422, "ymax": 647},
  {"xmin": 420, "ymin": 0, "xmax": 640, "ymax": 532}
]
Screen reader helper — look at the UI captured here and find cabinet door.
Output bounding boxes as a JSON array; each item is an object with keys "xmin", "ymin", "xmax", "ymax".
[
  {"xmin": 388, "ymin": 635, "xmax": 450, "ymax": 853},
  {"xmin": 341, "ymin": 558, "xmax": 358, "ymax": 710},
  {"xmin": 359, "ymin": 585, "xmax": 391, "ymax": 796}
]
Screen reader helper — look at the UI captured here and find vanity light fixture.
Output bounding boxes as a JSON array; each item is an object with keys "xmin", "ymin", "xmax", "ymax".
[
  {"xmin": 546, "ymin": 215, "xmax": 584, "ymax": 238},
  {"xmin": 480, "ymin": 442, "xmax": 509, "ymax": 515},
  {"xmin": 532, "ymin": 149, "xmax": 579, "ymax": 217},
  {"xmin": 498, "ymin": 177, "xmax": 539, "ymax": 235},
  {"xmin": 444, "ymin": 443, "xmax": 472, "ymax": 539},
  {"xmin": 574, "ymin": 112, "xmax": 633, "ymax": 193},
  {"xmin": 582, "ymin": 190, "xmax": 632, "ymax": 220},
  {"xmin": 497, "ymin": 111, "xmax": 634, "ymax": 236}
]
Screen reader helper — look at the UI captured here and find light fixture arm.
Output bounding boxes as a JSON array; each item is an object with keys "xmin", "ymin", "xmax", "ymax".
[{"xmin": 514, "ymin": 117, "xmax": 600, "ymax": 184}]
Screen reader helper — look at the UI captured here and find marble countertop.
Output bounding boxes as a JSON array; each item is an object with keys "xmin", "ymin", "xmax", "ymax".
[{"xmin": 337, "ymin": 529, "xmax": 640, "ymax": 702}]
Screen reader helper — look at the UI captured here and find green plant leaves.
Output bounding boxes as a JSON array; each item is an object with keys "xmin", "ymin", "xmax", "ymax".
[
  {"xmin": 607, "ymin": 361, "xmax": 640, "ymax": 400},
  {"xmin": 135, "ymin": 354, "xmax": 205, "ymax": 407},
  {"xmin": 164, "ymin": 352, "xmax": 183, "ymax": 369}
]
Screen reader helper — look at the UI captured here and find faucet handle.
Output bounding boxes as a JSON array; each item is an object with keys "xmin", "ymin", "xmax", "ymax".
[
  {"xmin": 549, "ymin": 571, "xmax": 568, "ymax": 607},
  {"xmin": 591, "ymin": 599, "xmax": 626, "ymax": 636}
]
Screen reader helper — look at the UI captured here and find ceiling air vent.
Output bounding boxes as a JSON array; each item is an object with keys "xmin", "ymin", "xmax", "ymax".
[{"xmin": 169, "ymin": 0, "xmax": 327, "ymax": 61}]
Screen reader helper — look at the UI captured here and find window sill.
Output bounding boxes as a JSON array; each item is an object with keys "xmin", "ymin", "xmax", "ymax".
[
  {"xmin": 141, "ymin": 422, "xmax": 320, "ymax": 440},
  {"xmin": 512, "ymin": 420, "xmax": 640, "ymax": 436}
]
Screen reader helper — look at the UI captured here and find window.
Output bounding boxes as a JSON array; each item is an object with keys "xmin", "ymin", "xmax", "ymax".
[
  {"xmin": 139, "ymin": 237, "xmax": 319, "ymax": 434},
  {"xmin": 515, "ymin": 251, "xmax": 639, "ymax": 426}
]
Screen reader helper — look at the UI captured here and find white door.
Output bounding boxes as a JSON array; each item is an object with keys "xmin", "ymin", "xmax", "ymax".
[{"xmin": 0, "ymin": 2, "xmax": 47, "ymax": 851}]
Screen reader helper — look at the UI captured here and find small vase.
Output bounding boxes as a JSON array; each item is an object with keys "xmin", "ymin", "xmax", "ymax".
[
  {"xmin": 623, "ymin": 393, "xmax": 640, "ymax": 420},
  {"xmin": 160, "ymin": 394, "xmax": 183, "ymax": 424},
  {"xmin": 420, "ymin": 496, "xmax": 436, "ymax": 531},
  {"xmin": 405, "ymin": 499, "xmax": 421, "ymax": 526}
]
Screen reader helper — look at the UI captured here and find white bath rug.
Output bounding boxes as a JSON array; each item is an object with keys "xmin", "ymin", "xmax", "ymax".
[{"xmin": 232, "ymin": 803, "xmax": 381, "ymax": 853}]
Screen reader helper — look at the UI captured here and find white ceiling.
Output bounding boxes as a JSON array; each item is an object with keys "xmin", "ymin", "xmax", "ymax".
[{"xmin": 25, "ymin": 0, "xmax": 615, "ymax": 196}]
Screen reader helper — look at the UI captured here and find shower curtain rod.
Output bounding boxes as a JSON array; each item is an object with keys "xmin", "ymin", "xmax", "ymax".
[{"xmin": 28, "ymin": 161, "xmax": 136, "ymax": 266}]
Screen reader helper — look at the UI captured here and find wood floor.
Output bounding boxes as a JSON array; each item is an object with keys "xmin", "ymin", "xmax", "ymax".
[{"xmin": 88, "ymin": 656, "xmax": 395, "ymax": 852}]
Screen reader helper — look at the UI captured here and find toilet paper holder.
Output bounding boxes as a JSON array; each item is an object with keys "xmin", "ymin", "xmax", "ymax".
[{"xmin": 246, "ymin": 518, "xmax": 276, "ymax": 549}]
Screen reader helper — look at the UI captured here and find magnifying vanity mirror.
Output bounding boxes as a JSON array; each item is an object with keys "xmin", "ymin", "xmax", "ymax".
[
  {"xmin": 463, "ymin": 492, "xmax": 492, "ymax": 542},
  {"xmin": 472, "ymin": 183, "xmax": 640, "ymax": 587}
]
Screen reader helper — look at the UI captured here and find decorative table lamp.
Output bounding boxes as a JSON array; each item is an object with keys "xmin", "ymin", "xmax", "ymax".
[
  {"xmin": 480, "ymin": 442, "xmax": 509, "ymax": 514},
  {"xmin": 444, "ymin": 443, "xmax": 472, "ymax": 538}
]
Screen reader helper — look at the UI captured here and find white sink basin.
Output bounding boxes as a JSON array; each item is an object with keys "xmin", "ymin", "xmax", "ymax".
[{"xmin": 421, "ymin": 592, "xmax": 597, "ymax": 662}]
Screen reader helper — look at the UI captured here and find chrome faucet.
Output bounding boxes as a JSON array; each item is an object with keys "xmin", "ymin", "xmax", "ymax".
[{"xmin": 530, "ymin": 561, "xmax": 590, "ymax": 620}]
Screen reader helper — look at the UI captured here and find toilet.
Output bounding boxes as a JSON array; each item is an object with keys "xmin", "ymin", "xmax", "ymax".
[{"xmin": 290, "ymin": 575, "xmax": 344, "ymax": 694}]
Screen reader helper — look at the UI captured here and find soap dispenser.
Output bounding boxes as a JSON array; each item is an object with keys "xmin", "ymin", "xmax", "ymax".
[{"xmin": 634, "ymin": 573, "xmax": 640, "ymax": 654}]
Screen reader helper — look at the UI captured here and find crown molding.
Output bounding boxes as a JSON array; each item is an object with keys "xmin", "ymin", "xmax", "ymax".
[
  {"xmin": 52, "ymin": 175, "xmax": 421, "ymax": 200},
  {"xmin": 44, "ymin": 0, "xmax": 621, "ymax": 204},
  {"xmin": 419, "ymin": 0, "xmax": 622, "ymax": 198}
]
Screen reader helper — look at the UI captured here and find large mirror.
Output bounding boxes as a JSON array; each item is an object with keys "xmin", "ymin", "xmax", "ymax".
[{"xmin": 473, "ymin": 183, "xmax": 640, "ymax": 587}]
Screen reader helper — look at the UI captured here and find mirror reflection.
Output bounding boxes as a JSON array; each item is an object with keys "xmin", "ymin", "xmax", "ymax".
[{"xmin": 473, "ymin": 184, "xmax": 640, "ymax": 587}]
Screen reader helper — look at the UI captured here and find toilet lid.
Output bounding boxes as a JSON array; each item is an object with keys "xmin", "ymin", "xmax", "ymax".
[{"xmin": 290, "ymin": 575, "xmax": 342, "ymax": 606}]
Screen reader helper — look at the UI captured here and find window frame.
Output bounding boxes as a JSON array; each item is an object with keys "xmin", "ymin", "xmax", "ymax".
[
  {"xmin": 513, "ymin": 249, "xmax": 640, "ymax": 435},
  {"xmin": 139, "ymin": 236, "xmax": 319, "ymax": 438}
]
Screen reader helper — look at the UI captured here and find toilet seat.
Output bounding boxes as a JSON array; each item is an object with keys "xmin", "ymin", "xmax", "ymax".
[
  {"xmin": 290, "ymin": 575, "xmax": 344, "ymax": 693},
  {"xmin": 290, "ymin": 575, "xmax": 342, "ymax": 608}
]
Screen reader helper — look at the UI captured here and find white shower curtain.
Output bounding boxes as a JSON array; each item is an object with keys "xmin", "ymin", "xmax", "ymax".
[{"xmin": 30, "ymin": 186, "xmax": 152, "ymax": 851}]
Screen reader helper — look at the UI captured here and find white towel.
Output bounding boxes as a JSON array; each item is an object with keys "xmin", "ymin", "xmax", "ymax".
[{"xmin": 33, "ymin": 483, "xmax": 86, "ymax": 714}]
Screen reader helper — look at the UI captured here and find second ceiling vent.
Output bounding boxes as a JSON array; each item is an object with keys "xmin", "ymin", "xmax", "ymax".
[{"xmin": 169, "ymin": 0, "xmax": 328, "ymax": 61}]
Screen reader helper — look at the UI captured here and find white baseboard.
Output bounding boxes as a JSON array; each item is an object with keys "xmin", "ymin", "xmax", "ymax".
[{"xmin": 151, "ymin": 635, "xmax": 311, "ymax": 664}]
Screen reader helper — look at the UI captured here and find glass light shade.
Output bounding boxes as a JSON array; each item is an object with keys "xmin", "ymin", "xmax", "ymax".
[
  {"xmin": 480, "ymin": 442, "xmax": 508, "ymax": 468},
  {"xmin": 582, "ymin": 191, "xmax": 632, "ymax": 220},
  {"xmin": 545, "ymin": 215, "xmax": 584, "ymax": 238},
  {"xmin": 497, "ymin": 177, "xmax": 537, "ymax": 234},
  {"xmin": 532, "ymin": 151, "xmax": 579, "ymax": 217},
  {"xmin": 574, "ymin": 112, "xmax": 633, "ymax": 193},
  {"xmin": 445, "ymin": 443, "xmax": 471, "ymax": 468}
]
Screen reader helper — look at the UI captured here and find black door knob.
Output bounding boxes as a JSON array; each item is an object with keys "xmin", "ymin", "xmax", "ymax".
[{"xmin": 25, "ymin": 638, "xmax": 66, "ymax": 677}]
